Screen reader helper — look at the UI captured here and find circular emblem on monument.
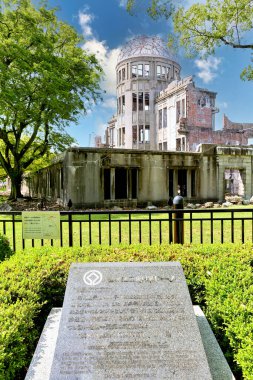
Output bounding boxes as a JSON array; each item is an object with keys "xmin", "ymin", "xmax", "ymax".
[{"xmin": 83, "ymin": 270, "xmax": 103, "ymax": 286}]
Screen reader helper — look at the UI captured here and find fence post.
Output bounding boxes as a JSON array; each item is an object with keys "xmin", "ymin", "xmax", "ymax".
[
  {"xmin": 68, "ymin": 213, "xmax": 73, "ymax": 247},
  {"xmin": 173, "ymin": 195, "xmax": 184, "ymax": 244}
]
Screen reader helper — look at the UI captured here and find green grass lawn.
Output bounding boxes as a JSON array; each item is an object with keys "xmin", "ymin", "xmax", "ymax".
[{"xmin": 1, "ymin": 206, "xmax": 253, "ymax": 250}]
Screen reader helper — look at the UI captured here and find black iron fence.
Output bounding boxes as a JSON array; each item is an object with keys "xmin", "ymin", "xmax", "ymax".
[{"xmin": 1, "ymin": 208, "xmax": 253, "ymax": 251}]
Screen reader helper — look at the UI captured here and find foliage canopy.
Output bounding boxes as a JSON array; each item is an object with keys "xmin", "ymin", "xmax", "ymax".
[
  {"xmin": 0, "ymin": 0, "xmax": 103, "ymax": 198},
  {"xmin": 127, "ymin": 0, "xmax": 253, "ymax": 80}
]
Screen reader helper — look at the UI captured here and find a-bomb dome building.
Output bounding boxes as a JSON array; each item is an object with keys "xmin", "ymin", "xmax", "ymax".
[
  {"xmin": 26, "ymin": 36, "xmax": 253, "ymax": 208},
  {"xmin": 107, "ymin": 35, "xmax": 253, "ymax": 152}
]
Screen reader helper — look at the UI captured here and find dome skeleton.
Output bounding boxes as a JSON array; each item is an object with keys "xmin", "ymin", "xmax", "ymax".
[{"xmin": 117, "ymin": 35, "xmax": 176, "ymax": 63}]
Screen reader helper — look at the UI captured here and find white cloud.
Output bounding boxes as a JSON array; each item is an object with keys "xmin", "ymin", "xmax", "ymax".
[
  {"xmin": 195, "ymin": 57, "xmax": 222, "ymax": 83},
  {"xmin": 102, "ymin": 96, "xmax": 117, "ymax": 110},
  {"xmin": 78, "ymin": 11, "xmax": 94, "ymax": 37},
  {"xmin": 78, "ymin": 11, "xmax": 121, "ymax": 96}
]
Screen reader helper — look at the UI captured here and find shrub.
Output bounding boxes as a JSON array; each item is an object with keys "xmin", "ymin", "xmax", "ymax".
[
  {"xmin": 0, "ymin": 235, "xmax": 13, "ymax": 262},
  {"xmin": 0, "ymin": 243, "xmax": 252, "ymax": 379}
]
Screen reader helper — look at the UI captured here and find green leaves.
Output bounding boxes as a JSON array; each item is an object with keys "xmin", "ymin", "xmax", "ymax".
[
  {"xmin": 127, "ymin": 0, "xmax": 253, "ymax": 79},
  {"xmin": 0, "ymin": 0, "xmax": 103, "ymax": 198}
]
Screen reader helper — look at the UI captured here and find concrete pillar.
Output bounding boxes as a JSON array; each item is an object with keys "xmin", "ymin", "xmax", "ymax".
[{"xmin": 111, "ymin": 168, "xmax": 115, "ymax": 200}]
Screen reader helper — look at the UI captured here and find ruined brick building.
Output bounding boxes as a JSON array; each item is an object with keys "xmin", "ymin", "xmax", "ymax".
[
  {"xmin": 106, "ymin": 35, "xmax": 253, "ymax": 151},
  {"xmin": 24, "ymin": 36, "xmax": 253, "ymax": 207}
]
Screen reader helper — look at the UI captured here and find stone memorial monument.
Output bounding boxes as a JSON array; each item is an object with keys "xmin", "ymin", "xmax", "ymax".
[
  {"xmin": 26, "ymin": 262, "xmax": 234, "ymax": 379},
  {"xmin": 50, "ymin": 262, "xmax": 212, "ymax": 379}
]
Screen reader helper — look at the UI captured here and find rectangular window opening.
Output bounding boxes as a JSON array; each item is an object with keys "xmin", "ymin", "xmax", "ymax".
[
  {"xmin": 145, "ymin": 93, "xmax": 149, "ymax": 111},
  {"xmin": 132, "ymin": 93, "xmax": 137, "ymax": 111},
  {"xmin": 115, "ymin": 168, "xmax": 127, "ymax": 199},
  {"xmin": 138, "ymin": 92, "xmax": 143, "ymax": 111},
  {"xmin": 132, "ymin": 65, "xmax": 137, "ymax": 78}
]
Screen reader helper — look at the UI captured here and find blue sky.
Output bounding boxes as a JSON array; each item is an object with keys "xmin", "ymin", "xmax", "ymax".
[{"xmin": 48, "ymin": 0, "xmax": 253, "ymax": 147}]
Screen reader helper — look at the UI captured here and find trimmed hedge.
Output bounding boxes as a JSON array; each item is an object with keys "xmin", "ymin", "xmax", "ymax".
[
  {"xmin": 0, "ymin": 234, "xmax": 13, "ymax": 262},
  {"xmin": 0, "ymin": 243, "xmax": 252, "ymax": 379}
]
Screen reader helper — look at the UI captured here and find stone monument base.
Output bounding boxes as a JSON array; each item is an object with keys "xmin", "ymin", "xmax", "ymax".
[{"xmin": 25, "ymin": 306, "xmax": 234, "ymax": 380}]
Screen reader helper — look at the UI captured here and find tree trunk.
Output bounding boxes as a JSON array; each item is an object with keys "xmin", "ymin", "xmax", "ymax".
[{"xmin": 9, "ymin": 172, "xmax": 23, "ymax": 200}]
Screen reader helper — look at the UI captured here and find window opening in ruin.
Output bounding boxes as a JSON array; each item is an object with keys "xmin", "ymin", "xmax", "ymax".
[
  {"xmin": 159, "ymin": 109, "xmax": 162, "ymax": 129},
  {"xmin": 122, "ymin": 68, "xmax": 125, "ymax": 81},
  {"xmin": 166, "ymin": 66, "xmax": 170, "ymax": 79},
  {"xmin": 119, "ymin": 70, "xmax": 121, "ymax": 83},
  {"xmin": 110, "ymin": 127, "xmax": 115, "ymax": 146},
  {"xmin": 178, "ymin": 169, "xmax": 187, "ymax": 197},
  {"xmin": 144, "ymin": 64, "xmax": 150, "ymax": 77},
  {"xmin": 145, "ymin": 93, "xmax": 149, "ymax": 110},
  {"xmin": 176, "ymin": 101, "xmax": 181, "ymax": 123},
  {"xmin": 104, "ymin": 169, "xmax": 111, "ymax": 200},
  {"xmin": 139, "ymin": 125, "xmax": 144, "ymax": 143},
  {"xmin": 122, "ymin": 127, "xmax": 125, "ymax": 145},
  {"xmin": 138, "ymin": 64, "xmax": 143, "ymax": 77},
  {"xmin": 163, "ymin": 108, "xmax": 167, "ymax": 128},
  {"xmin": 163, "ymin": 141, "xmax": 167, "ymax": 150},
  {"xmin": 131, "ymin": 168, "xmax": 138, "ymax": 199},
  {"xmin": 176, "ymin": 138, "xmax": 181, "ymax": 151},
  {"xmin": 122, "ymin": 95, "xmax": 125, "ymax": 113},
  {"xmin": 169, "ymin": 169, "xmax": 174, "ymax": 197},
  {"xmin": 115, "ymin": 168, "xmax": 127, "ymax": 199},
  {"xmin": 145, "ymin": 126, "xmax": 150, "ymax": 143},
  {"xmin": 132, "ymin": 93, "xmax": 137, "ymax": 111},
  {"xmin": 161, "ymin": 66, "xmax": 166, "ymax": 79},
  {"xmin": 132, "ymin": 125, "xmax": 137, "ymax": 144},
  {"xmin": 118, "ymin": 129, "xmax": 122, "ymax": 146},
  {"xmin": 191, "ymin": 170, "xmax": 196, "ymax": 197},
  {"xmin": 182, "ymin": 137, "xmax": 185, "ymax": 151},
  {"xmin": 118, "ymin": 97, "xmax": 121, "ymax": 114},
  {"xmin": 132, "ymin": 64, "xmax": 137, "ymax": 78},
  {"xmin": 159, "ymin": 143, "xmax": 162, "ymax": 150},
  {"xmin": 157, "ymin": 65, "xmax": 161, "ymax": 78},
  {"xmin": 138, "ymin": 92, "xmax": 143, "ymax": 111},
  {"xmin": 224, "ymin": 169, "xmax": 245, "ymax": 196}
]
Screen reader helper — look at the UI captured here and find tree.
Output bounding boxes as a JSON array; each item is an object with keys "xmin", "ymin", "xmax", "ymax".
[
  {"xmin": 0, "ymin": 0, "xmax": 103, "ymax": 199},
  {"xmin": 126, "ymin": 0, "xmax": 253, "ymax": 80}
]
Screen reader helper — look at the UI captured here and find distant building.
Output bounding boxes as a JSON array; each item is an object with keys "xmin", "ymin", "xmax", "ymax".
[{"xmin": 106, "ymin": 35, "xmax": 253, "ymax": 151}]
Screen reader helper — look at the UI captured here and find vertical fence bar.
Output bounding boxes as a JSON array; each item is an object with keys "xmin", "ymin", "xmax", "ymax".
[
  {"xmin": 200, "ymin": 220, "xmax": 203, "ymax": 244},
  {"xmin": 242, "ymin": 219, "xmax": 245, "ymax": 243},
  {"xmin": 169, "ymin": 212, "xmax": 173, "ymax": 243},
  {"xmin": 79, "ymin": 222, "xmax": 82, "ymax": 247},
  {"xmin": 159, "ymin": 220, "xmax": 162, "ymax": 244},
  {"xmin": 60, "ymin": 221, "xmax": 63, "ymax": 247},
  {"xmin": 190, "ymin": 212, "xmax": 193, "ymax": 243},
  {"xmin": 109, "ymin": 213, "xmax": 111, "ymax": 245},
  {"xmin": 210, "ymin": 211, "xmax": 213, "ymax": 244},
  {"xmin": 231, "ymin": 211, "xmax": 234, "ymax": 243},
  {"xmin": 149, "ymin": 213, "xmax": 152, "ymax": 245},
  {"xmin": 32, "ymin": 239, "xmax": 34, "ymax": 248},
  {"xmin": 41, "ymin": 239, "xmax": 44, "ymax": 247},
  {"xmin": 50, "ymin": 239, "xmax": 53, "ymax": 247},
  {"xmin": 68, "ymin": 213, "xmax": 73, "ymax": 247},
  {"xmin": 3, "ymin": 221, "xmax": 6, "ymax": 235},
  {"xmin": 221, "ymin": 219, "xmax": 224, "ymax": 243},
  {"xmin": 12, "ymin": 214, "xmax": 16, "ymax": 252},
  {"xmin": 22, "ymin": 239, "xmax": 25, "ymax": 250},
  {"xmin": 129, "ymin": 213, "xmax": 132, "ymax": 245},
  {"xmin": 119, "ymin": 221, "xmax": 122, "ymax": 244},
  {"xmin": 139, "ymin": 220, "xmax": 142, "ymax": 243},
  {"xmin": 99, "ymin": 221, "xmax": 102, "ymax": 245},
  {"xmin": 89, "ymin": 214, "xmax": 92, "ymax": 244}
]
